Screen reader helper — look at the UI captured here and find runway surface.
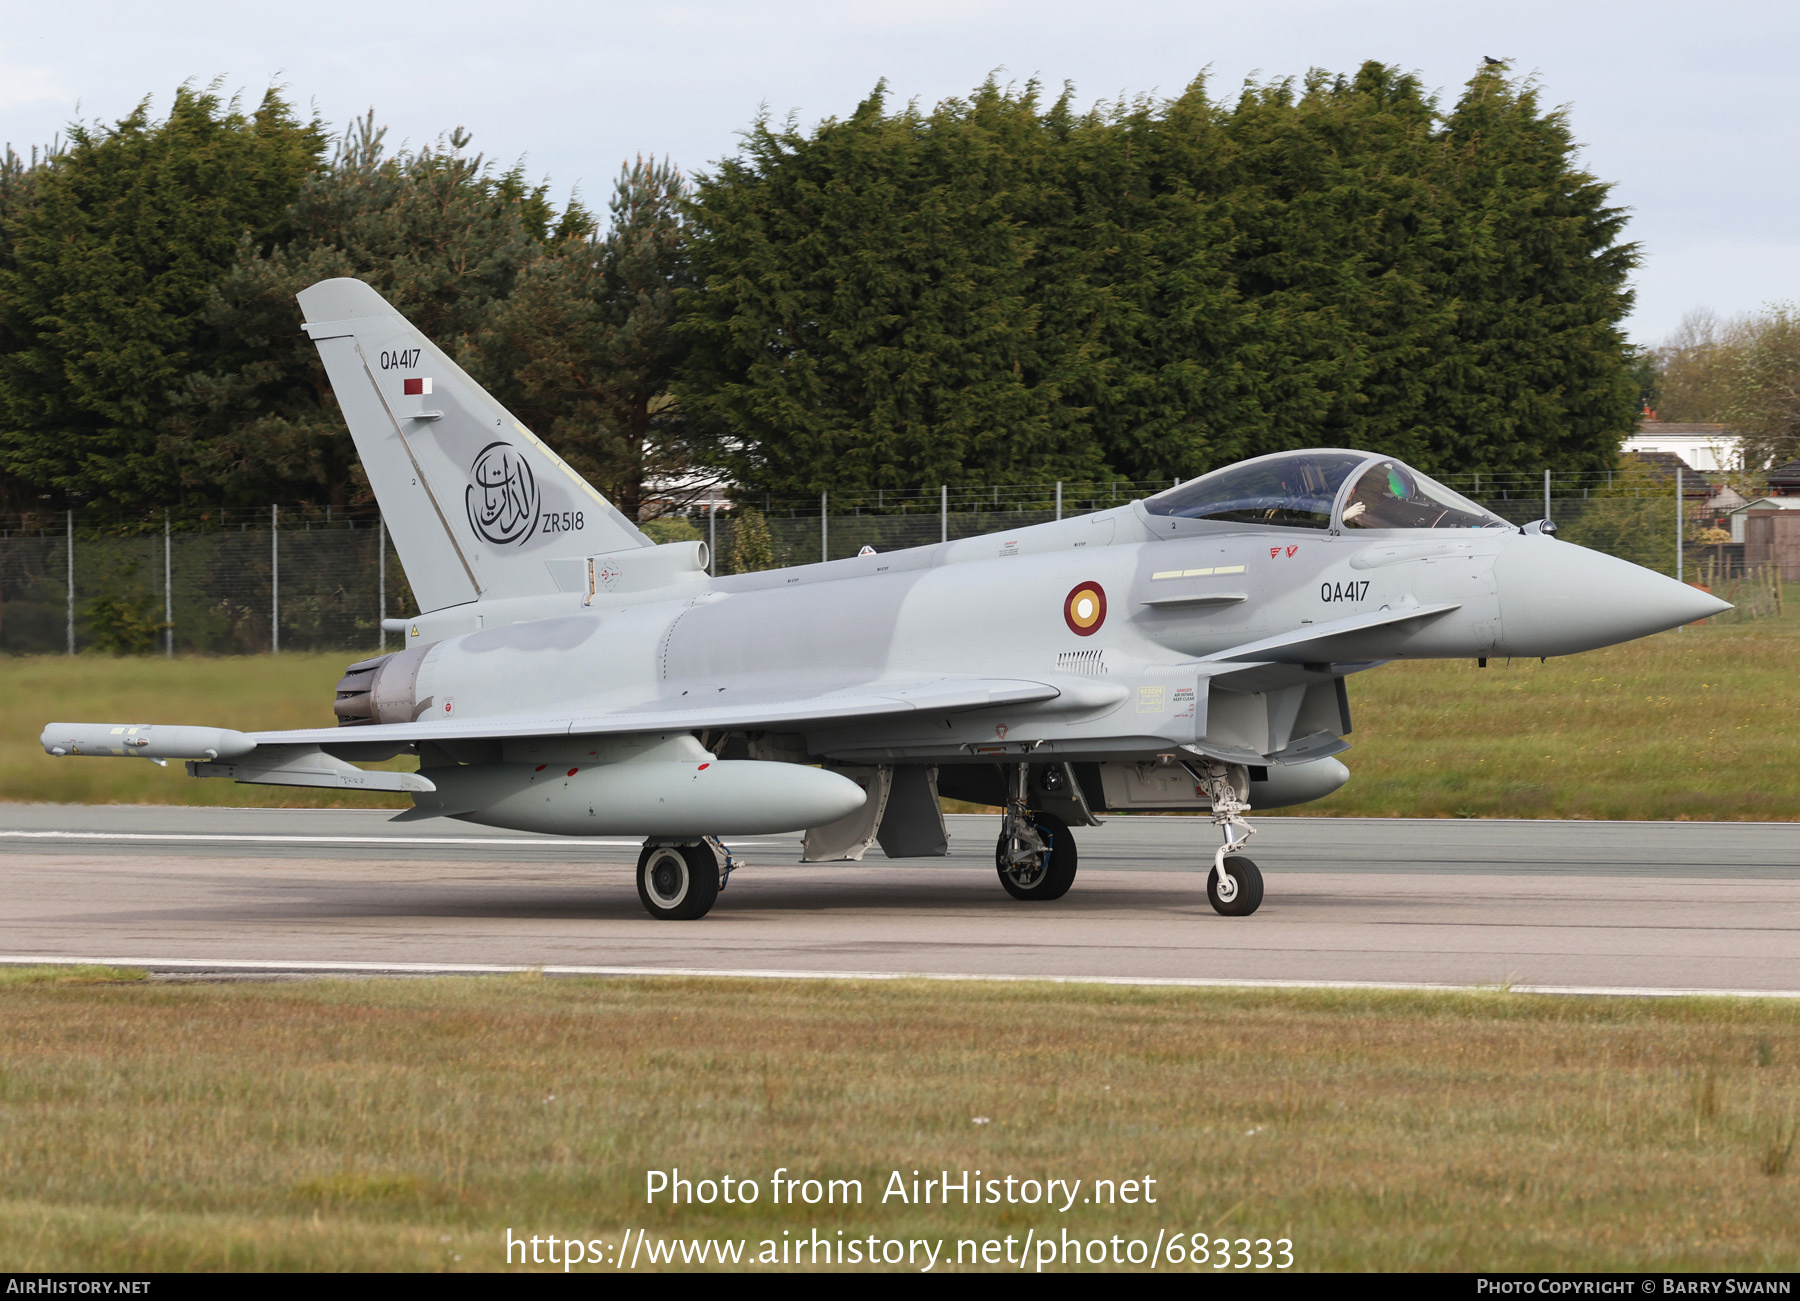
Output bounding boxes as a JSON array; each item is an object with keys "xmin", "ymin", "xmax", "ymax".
[{"xmin": 3, "ymin": 805, "xmax": 1798, "ymax": 994}]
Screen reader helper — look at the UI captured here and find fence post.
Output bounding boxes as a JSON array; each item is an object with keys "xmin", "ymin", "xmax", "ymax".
[
  {"xmin": 1543, "ymin": 469, "xmax": 1551, "ymax": 523},
  {"xmin": 377, "ymin": 514, "xmax": 387, "ymax": 651},
  {"xmin": 1056, "ymin": 481, "xmax": 1063, "ymax": 521},
  {"xmin": 271, "ymin": 503, "xmax": 280, "ymax": 654},
  {"xmin": 164, "ymin": 514, "xmax": 173, "ymax": 657},
  {"xmin": 708, "ymin": 492, "xmax": 717, "ymax": 574},
  {"xmin": 1676, "ymin": 466, "xmax": 1684, "ymax": 585},
  {"xmin": 821, "ymin": 492, "xmax": 828, "ymax": 564},
  {"xmin": 65, "ymin": 509, "xmax": 73, "ymax": 655},
  {"xmin": 940, "ymin": 485, "xmax": 947, "ymax": 544}
]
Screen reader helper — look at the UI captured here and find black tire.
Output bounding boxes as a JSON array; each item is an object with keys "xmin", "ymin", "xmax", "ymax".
[
  {"xmin": 1207, "ymin": 855, "xmax": 1264, "ymax": 916},
  {"xmin": 636, "ymin": 842, "xmax": 720, "ymax": 920},
  {"xmin": 995, "ymin": 810, "xmax": 1078, "ymax": 901}
]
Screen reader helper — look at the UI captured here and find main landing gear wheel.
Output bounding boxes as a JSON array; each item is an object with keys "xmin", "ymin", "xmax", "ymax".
[
  {"xmin": 1207, "ymin": 855, "xmax": 1264, "ymax": 917},
  {"xmin": 636, "ymin": 843, "xmax": 720, "ymax": 920},
  {"xmin": 995, "ymin": 809, "xmax": 1078, "ymax": 901}
]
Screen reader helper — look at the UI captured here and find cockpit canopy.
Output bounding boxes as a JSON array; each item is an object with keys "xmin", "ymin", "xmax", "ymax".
[{"xmin": 1142, "ymin": 449, "xmax": 1508, "ymax": 532}]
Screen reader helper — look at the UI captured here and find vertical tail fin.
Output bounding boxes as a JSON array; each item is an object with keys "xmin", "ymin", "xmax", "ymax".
[{"xmin": 297, "ymin": 277, "xmax": 651, "ymax": 612}]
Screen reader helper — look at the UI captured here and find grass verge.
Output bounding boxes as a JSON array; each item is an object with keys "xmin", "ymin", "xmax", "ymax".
[
  {"xmin": 0, "ymin": 963, "xmax": 146, "ymax": 986},
  {"xmin": 1302, "ymin": 598, "xmax": 1800, "ymax": 819},
  {"xmin": 0, "ymin": 974, "xmax": 1797, "ymax": 1271},
  {"xmin": 1, "ymin": 653, "xmax": 409, "ymax": 807}
]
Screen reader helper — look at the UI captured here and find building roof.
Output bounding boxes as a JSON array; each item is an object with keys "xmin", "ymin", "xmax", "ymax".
[
  {"xmin": 1767, "ymin": 458, "xmax": 1800, "ymax": 485},
  {"xmin": 1636, "ymin": 421, "xmax": 1735, "ymax": 435},
  {"xmin": 1625, "ymin": 450, "xmax": 1716, "ymax": 489},
  {"xmin": 1623, "ymin": 422, "xmax": 1743, "ymax": 474},
  {"xmin": 1708, "ymin": 484, "xmax": 1750, "ymax": 512}
]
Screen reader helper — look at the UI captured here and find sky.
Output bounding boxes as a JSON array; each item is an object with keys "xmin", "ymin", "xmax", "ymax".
[{"xmin": 0, "ymin": 0, "xmax": 1793, "ymax": 345}]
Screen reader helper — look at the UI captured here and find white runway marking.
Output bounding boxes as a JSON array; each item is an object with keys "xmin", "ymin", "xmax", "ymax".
[{"xmin": 1, "ymin": 954, "xmax": 1795, "ymax": 1000}]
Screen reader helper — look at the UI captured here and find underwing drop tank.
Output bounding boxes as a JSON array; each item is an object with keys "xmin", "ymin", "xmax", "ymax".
[{"xmin": 414, "ymin": 758, "xmax": 869, "ymax": 837}]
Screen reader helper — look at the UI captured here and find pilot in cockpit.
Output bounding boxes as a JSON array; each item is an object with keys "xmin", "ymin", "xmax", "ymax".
[
  {"xmin": 1145, "ymin": 449, "xmax": 1507, "ymax": 532},
  {"xmin": 1340, "ymin": 459, "xmax": 1504, "ymax": 531}
]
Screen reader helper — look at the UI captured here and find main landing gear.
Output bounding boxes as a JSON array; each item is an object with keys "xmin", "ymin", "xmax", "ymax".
[
  {"xmin": 635, "ymin": 837, "xmax": 736, "ymax": 920},
  {"xmin": 996, "ymin": 808, "xmax": 1078, "ymax": 900},
  {"xmin": 995, "ymin": 764, "xmax": 1078, "ymax": 900},
  {"xmin": 1187, "ymin": 758, "xmax": 1265, "ymax": 916}
]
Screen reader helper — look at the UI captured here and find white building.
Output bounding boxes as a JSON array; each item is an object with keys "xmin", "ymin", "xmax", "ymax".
[{"xmin": 1621, "ymin": 421, "xmax": 1742, "ymax": 472}]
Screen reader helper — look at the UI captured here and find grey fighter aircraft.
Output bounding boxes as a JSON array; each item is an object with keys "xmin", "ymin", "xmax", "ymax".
[{"xmin": 42, "ymin": 278, "xmax": 1730, "ymax": 920}]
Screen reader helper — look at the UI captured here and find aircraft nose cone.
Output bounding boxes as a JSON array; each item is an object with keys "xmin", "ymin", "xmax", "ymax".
[{"xmin": 1493, "ymin": 537, "xmax": 1733, "ymax": 657}]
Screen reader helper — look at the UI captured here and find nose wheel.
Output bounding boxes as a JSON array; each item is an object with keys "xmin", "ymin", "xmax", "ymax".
[
  {"xmin": 1207, "ymin": 855, "xmax": 1264, "ymax": 916},
  {"xmin": 1186, "ymin": 757, "xmax": 1265, "ymax": 916}
]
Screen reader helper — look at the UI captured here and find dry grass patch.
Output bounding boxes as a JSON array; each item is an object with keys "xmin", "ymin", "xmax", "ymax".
[{"xmin": 0, "ymin": 975, "xmax": 1797, "ymax": 1271}]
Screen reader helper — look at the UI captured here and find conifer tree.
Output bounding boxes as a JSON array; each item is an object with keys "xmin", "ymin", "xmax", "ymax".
[
  {"xmin": 172, "ymin": 114, "xmax": 581, "ymax": 506},
  {"xmin": 0, "ymin": 62, "xmax": 1643, "ymax": 512},
  {"xmin": 678, "ymin": 79, "xmax": 1113, "ymax": 498},
  {"xmin": 1418, "ymin": 64, "xmax": 1640, "ymax": 474},
  {"xmin": 0, "ymin": 86, "xmax": 327, "ymax": 508},
  {"xmin": 468, "ymin": 157, "xmax": 694, "ymax": 518},
  {"xmin": 680, "ymin": 63, "xmax": 1641, "ymax": 494}
]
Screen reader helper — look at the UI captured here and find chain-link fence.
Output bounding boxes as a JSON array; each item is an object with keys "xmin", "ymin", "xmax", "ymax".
[
  {"xmin": 0, "ymin": 506, "xmax": 406, "ymax": 656},
  {"xmin": 0, "ymin": 467, "xmax": 1770, "ymax": 656}
]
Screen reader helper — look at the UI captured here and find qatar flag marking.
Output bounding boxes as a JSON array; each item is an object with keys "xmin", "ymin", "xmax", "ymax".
[{"xmin": 403, "ymin": 377, "xmax": 433, "ymax": 396}]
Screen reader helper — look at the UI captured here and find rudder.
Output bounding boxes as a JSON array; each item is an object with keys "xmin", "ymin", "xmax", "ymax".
[{"xmin": 297, "ymin": 277, "xmax": 651, "ymax": 612}]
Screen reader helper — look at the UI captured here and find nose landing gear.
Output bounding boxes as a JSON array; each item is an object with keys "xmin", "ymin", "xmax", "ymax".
[
  {"xmin": 1186, "ymin": 758, "xmax": 1265, "ymax": 916},
  {"xmin": 1207, "ymin": 854, "xmax": 1264, "ymax": 916}
]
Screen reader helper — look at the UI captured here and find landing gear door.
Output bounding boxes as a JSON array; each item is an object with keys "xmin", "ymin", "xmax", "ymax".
[
  {"xmin": 802, "ymin": 765, "xmax": 892, "ymax": 862},
  {"xmin": 1033, "ymin": 761, "xmax": 1103, "ymax": 827},
  {"xmin": 876, "ymin": 765, "xmax": 949, "ymax": 858}
]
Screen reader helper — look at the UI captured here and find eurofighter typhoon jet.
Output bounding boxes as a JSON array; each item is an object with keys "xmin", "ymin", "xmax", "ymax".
[{"xmin": 43, "ymin": 279, "xmax": 1730, "ymax": 920}]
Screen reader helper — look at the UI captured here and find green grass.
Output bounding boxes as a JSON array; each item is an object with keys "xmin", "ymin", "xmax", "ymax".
[
  {"xmin": 0, "ymin": 975, "xmax": 1797, "ymax": 1271},
  {"xmin": 1301, "ymin": 595, "xmax": 1800, "ymax": 819},
  {"xmin": 3, "ymin": 595, "xmax": 1797, "ymax": 818},
  {"xmin": 0, "ymin": 964, "xmax": 146, "ymax": 986},
  {"xmin": 1, "ymin": 652, "xmax": 410, "ymax": 807}
]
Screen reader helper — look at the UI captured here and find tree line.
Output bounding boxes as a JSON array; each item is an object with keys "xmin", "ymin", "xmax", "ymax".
[
  {"xmin": 1644, "ymin": 307, "xmax": 1800, "ymax": 471},
  {"xmin": 0, "ymin": 63, "xmax": 1642, "ymax": 518}
]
